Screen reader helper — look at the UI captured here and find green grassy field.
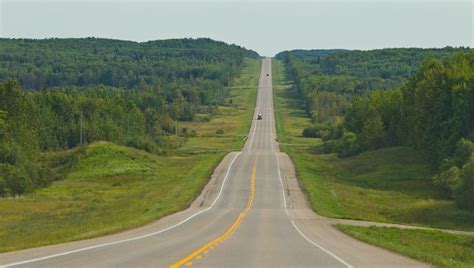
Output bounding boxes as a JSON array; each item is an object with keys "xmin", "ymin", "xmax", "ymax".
[
  {"xmin": 0, "ymin": 58, "xmax": 261, "ymax": 253},
  {"xmin": 0, "ymin": 142, "xmax": 223, "ymax": 252},
  {"xmin": 177, "ymin": 58, "xmax": 261, "ymax": 152},
  {"xmin": 337, "ymin": 225, "xmax": 474, "ymax": 268},
  {"xmin": 272, "ymin": 59, "xmax": 474, "ymax": 231}
]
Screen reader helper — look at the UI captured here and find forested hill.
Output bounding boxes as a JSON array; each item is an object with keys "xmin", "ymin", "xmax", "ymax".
[
  {"xmin": 275, "ymin": 47, "xmax": 470, "ymax": 124},
  {"xmin": 276, "ymin": 47, "xmax": 470, "ymax": 93},
  {"xmin": 278, "ymin": 48, "xmax": 474, "ymax": 212},
  {"xmin": 0, "ymin": 37, "xmax": 259, "ymax": 90},
  {"xmin": 0, "ymin": 38, "xmax": 259, "ymax": 196}
]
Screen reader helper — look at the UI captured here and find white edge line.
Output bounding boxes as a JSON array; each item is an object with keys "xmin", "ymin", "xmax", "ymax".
[
  {"xmin": 274, "ymin": 152, "xmax": 289, "ymax": 216},
  {"xmin": 3, "ymin": 152, "xmax": 242, "ymax": 267},
  {"xmin": 291, "ymin": 221, "xmax": 353, "ymax": 268},
  {"xmin": 248, "ymin": 115, "xmax": 257, "ymax": 151}
]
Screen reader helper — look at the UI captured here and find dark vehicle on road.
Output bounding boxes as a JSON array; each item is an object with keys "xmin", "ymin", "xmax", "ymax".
[{"xmin": 257, "ymin": 113, "xmax": 263, "ymax": 120}]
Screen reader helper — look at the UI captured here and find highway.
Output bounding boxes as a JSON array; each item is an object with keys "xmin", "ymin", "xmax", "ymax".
[{"xmin": 0, "ymin": 58, "xmax": 427, "ymax": 267}]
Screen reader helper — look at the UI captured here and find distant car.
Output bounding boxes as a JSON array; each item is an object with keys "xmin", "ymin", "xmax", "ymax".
[
  {"xmin": 266, "ymin": 73, "xmax": 269, "ymax": 77},
  {"xmin": 257, "ymin": 114, "xmax": 263, "ymax": 120}
]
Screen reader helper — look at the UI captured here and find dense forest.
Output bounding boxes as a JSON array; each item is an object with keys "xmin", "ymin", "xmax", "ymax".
[
  {"xmin": 0, "ymin": 38, "xmax": 259, "ymax": 196},
  {"xmin": 277, "ymin": 48, "xmax": 474, "ymax": 212},
  {"xmin": 276, "ymin": 48, "xmax": 470, "ymax": 122}
]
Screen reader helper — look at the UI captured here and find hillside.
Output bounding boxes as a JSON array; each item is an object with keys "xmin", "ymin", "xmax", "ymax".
[
  {"xmin": 0, "ymin": 38, "xmax": 259, "ymax": 197},
  {"xmin": 0, "ymin": 56, "xmax": 261, "ymax": 252},
  {"xmin": 0, "ymin": 141, "xmax": 222, "ymax": 252},
  {"xmin": 273, "ymin": 56, "xmax": 474, "ymax": 229},
  {"xmin": 273, "ymin": 50, "xmax": 474, "ymax": 267}
]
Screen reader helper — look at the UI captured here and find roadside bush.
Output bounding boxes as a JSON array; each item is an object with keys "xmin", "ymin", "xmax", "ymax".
[
  {"xmin": 311, "ymin": 140, "xmax": 339, "ymax": 155},
  {"xmin": 302, "ymin": 123, "xmax": 343, "ymax": 140},
  {"xmin": 454, "ymin": 156, "xmax": 474, "ymax": 212},
  {"xmin": 0, "ymin": 141, "xmax": 51, "ymax": 196},
  {"xmin": 433, "ymin": 166, "xmax": 462, "ymax": 198},
  {"xmin": 40, "ymin": 147, "xmax": 83, "ymax": 181},
  {"xmin": 302, "ymin": 126, "xmax": 322, "ymax": 138},
  {"xmin": 433, "ymin": 138, "xmax": 474, "ymax": 211},
  {"xmin": 322, "ymin": 123, "xmax": 344, "ymax": 141},
  {"xmin": 338, "ymin": 132, "xmax": 360, "ymax": 157},
  {"xmin": 0, "ymin": 163, "xmax": 36, "ymax": 196},
  {"xmin": 434, "ymin": 138, "xmax": 474, "ymax": 198},
  {"xmin": 126, "ymin": 136, "xmax": 160, "ymax": 153}
]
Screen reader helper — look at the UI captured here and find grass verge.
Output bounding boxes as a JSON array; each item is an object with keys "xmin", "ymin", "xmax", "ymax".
[
  {"xmin": 272, "ymin": 59, "xmax": 474, "ymax": 230},
  {"xmin": 0, "ymin": 58, "xmax": 261, "ymax": 253},
  {"xmin": 337, "ymin": 225, "xmax": 474, "ymax": 268}
]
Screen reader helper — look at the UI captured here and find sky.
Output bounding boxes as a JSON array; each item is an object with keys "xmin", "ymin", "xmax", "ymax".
[{"xmin": 0, "ymin": 0, "xmax": 472, "ymax": 56}]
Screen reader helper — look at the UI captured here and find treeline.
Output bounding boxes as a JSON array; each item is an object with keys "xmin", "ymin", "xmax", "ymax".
[
  {"xmin": 0, "ymin": 38, "xmax": 259, "ymax": 90},
  {"xmin": 342, "ymin": 54, "xmax": 474, "ymax": 211},
  {"xmin": 276, "ymin": 47, "xmax": 469, "ymax": 123},
  {"xmin": 1, "ymin": 80, "xmax": 46, "ymax": 196},
  {"xmin": 0, "ymin": 38, "xmax": 259, "ymax": 196},
  {"xmin": 279, "ymin": 48, "xmax": 474, "ymax": 211}
]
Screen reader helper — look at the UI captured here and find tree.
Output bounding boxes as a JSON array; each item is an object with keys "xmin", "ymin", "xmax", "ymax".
[
  {"xmin": 0, "ymin": 110, "xmax": 6, "ymax": 135},
  {"xmin": 454, "ymin": 156, "xmax": 474, "ymax": 212},
  {"xmin": 0, "ymin": 79, "xmax": 39, "ymax": 158},
  {"xmin": 359, "ymin": 106, "xmax": 385, "ymax": 150},
  {"xmin": 0, "ymin": 80, "xmax": 46, "ymax": 196}
]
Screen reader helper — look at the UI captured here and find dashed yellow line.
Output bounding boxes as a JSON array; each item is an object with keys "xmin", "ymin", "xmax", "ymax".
[{"xmin": 169, "ymin": 162, "xmax": 256, "ymax": 268}]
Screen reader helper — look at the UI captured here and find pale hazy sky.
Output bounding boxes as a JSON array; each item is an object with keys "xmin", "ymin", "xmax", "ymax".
[{"xmin": 1, "ymin": 0, "xmax": 472, "ymax": 56}]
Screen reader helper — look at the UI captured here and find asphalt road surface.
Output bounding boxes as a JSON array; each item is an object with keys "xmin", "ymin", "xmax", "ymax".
[{"xmin": 0, "ymin": 58, "xmax": 428, "ymax": 268}]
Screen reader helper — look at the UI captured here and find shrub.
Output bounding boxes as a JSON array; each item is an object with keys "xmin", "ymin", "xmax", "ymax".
[
  {"xmin": 158, "ymin": 115, "xmax": 175, "ymax": 134},
  {"xmin": 216, "ymin": 128, "xmax": 224, "ymax": 135},
  {"xmin": 0, "ymin": 164, "xmax": 29, "ymax": 196},
  {"xmin": 0, "ymin": 141, "xmax": 54, "ymax": 197},
  {"xmin": 454, "ymin": 156, "xmax": 474, "ymax": 212},
  {"xmin": 181, "ymin": 127, "xmax": 189, "ymax": 137},
  {"xmin": 338, "ymin": 132, "xmax": 360, "ymax": 157},
  {"xmin": 311, "ymin": 140, "xmax": 339, "ymax": 154},
  {"xmin": 322, "ymin": 123, "xmax": 344, "ymax": 141},
  {"xmin": 302, "ymin": 126, "xmax": 322, "ymax": 138},
  {"xmin": 195, "ymin": 115, "xmax": 210, "ymax": 122},
  {"xmin": 41, "ymin": 147, "xmax": 82, "ymax": 182},
  {"xmin": 434, "ymin": 138, "xmax": 474, "ymax": 198},
  {"xmin": 453, "ymin": 138, "xmax": 474, "ymax": 167},
  {"xmin": 433, "ymin": 166, "xmax": 462, "ymax": 198},
  {"xmin": 302, "ymin": 122, "xmax": 341, "ymax": 139},
  {"xmin": 126, "ymin": 137, "xmax": 159, "ymax": 153}
]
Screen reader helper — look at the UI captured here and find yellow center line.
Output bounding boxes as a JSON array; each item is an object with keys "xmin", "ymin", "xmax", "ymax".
[{"xmin": 169, "ymin": 162, "xmax": 256, "ymax": 268}]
